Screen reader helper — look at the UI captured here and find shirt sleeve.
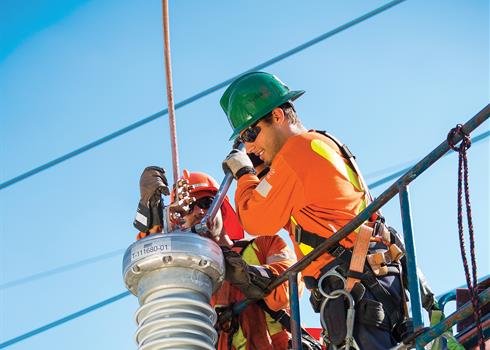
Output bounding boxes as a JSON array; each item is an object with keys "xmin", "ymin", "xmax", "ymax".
[
  {"xmin": 255, "ymin": 236, "xmax": 303, "ymax": 311},
  {"xmin": 235, "ymin": 154, "xmax": 304, "ymax": 236}
]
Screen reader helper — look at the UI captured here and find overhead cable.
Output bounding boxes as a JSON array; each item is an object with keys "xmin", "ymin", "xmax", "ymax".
[
  {"xmin": 0, "ymin": 292, "xmax": 130, "ymax": 349},
  {"xmin": 369, "ymin": 130, "xmax": 489, "ymax": 189},
  {"xmin": 0, "ymin": 0, "xmax": 407, "ymax": 191},
  {"xmin": 0, "ymin": 249, "xmax": 124, "ymax": 290}
]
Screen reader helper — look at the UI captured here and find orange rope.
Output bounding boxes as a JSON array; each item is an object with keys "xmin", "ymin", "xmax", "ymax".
[{"xmin": 162, "ymin": 0, "xmax": 180, "ymax": 183}]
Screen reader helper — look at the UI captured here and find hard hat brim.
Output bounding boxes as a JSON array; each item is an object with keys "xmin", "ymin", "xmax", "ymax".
[{"xmin": 228, "ymin": 89, "xmax": 305, "ymax": 141}]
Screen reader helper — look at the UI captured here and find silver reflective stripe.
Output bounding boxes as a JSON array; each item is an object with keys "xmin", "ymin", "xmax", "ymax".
[
  {"xmin": 162, "ymin": 206, "xmax": 170, "ymax": 233},
  {"xmin": 266, "ymin": 252, "xmax": 294, "ymax": 264},
  {"xmin": 135, "ymin": 212, "xmax": 147, "ymax": 226},
  {"xmin": 192, "ymin": 182, "xmax": 208, "ymax": 190},
  {"xmin": 251, "ymin": 265, "xmax": 270, "ymax": 278},
  {"xmin": 255, "ymin": 178, "xmax": 272, "ymax": 198}
]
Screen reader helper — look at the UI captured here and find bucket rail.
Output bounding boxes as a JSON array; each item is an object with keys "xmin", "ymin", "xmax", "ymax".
[
  {"xmin": 418, "ymin": 287, "xmax": 490, "ymax": 347},
  {"xmin": 437, "ymin": 274, "xmax": 490, "ymax": 313},
  {"xmin": 230, "ymin": 103, "xmax": 490, "ymax": 348}
]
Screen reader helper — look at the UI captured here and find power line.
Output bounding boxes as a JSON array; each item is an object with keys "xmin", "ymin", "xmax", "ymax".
[
  {"xmin": 0, "ymin": 0, "xmax": 407, "ymax": 191},
  {"xmin": 369, "ymin": 130, "xmax": 490, "ymax": 189},
  {"xmin": 0, "ymin": 249, "xmax": 124, "ymax": 290},
  {"xmin": 0, "ymin": 291, "xmax": 130, "ymax": 349}
]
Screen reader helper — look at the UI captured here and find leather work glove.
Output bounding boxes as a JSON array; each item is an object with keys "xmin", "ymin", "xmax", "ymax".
[
  {"xmin": 222, "ymin": 149, "xmax": 255, "ymax": 180},
  {"xmin": 222, "ymin": 247, "xmax": 275, "ymax": 299},
  {"xmin": 133, "ymin": 166, "xmax": 170, "ymax": 233}
]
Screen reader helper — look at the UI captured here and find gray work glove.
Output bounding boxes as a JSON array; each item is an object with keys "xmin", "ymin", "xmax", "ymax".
[
  {"xmin": 222, "ymin": 149, "xmax": 256, "ymax": 179},
  {"xmin": 133, "ymin": 166, "xmax": 170, "ymax": 233},
  {"xmin": 222, "ymin": 247, "xmax": 274, "ymax": 299}
]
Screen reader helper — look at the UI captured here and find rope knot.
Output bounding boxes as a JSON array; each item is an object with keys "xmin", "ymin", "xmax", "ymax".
[{"xmin": 447, "ymin": 124, "xmax": 471, "ymax": 152}]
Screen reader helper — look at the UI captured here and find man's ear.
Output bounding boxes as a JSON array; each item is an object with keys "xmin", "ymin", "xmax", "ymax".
[{"xmin": 271, "ymin": 107, "xmax": 285, "ymax": 124}]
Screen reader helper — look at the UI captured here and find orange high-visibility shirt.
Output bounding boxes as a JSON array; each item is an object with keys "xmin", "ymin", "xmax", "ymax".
[
  {"xmin": 212, "ymin": 235, "xmax": 297, "ymax": 350},
  {"xmin": 235, "ymin": 131, "xmax": 366, "ymax": 279}
]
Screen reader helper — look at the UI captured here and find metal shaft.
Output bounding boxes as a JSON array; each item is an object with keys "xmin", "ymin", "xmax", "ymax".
[
  {"xmin": 399, "ymin": 185, "xmax": 424, "ymax": 350},
  {"xmin": 162, "ymin": 0, "xmax": 180, "ymax": 183},
  {"xmin": 195, "ymin": 143, "xmax": 245, "ymax": 234}
]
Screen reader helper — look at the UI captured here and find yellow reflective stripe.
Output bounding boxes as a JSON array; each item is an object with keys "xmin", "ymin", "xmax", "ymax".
[
  {"xmin": 292, "ymin": 215, "xmax": 314, "ymax": 255},
  {"xmin": 311, "ymin": 139, "xmax": 362, "ymax": 191},
  {"xmin": 359, "ymin": 198, "xmax": 367, "ymax": 213},
  {"xmin": 299, "ymin": 243, "xmax": 314, "ymax": 255},
  {"xmin": 232, "ymin": 325, "xmax": 247, "ymax": 349},
  {"xmin": 242, "ymin": 242, "xmax": 261, "ymax": 265},
  {"xmin": 265, "ymin": 312, "xmax": 284, "ymax": 335},
  {"xmin": 239, "ymin": 243, "xmax": 285, "ymax": 338},
  {"xmin": 232, "ymin": 315, "xmax": 283, "ymax": 348}
]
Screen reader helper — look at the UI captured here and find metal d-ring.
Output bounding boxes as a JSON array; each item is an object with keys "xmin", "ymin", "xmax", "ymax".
[{"xmin": 317, "ymin": 267, "xmax": 347, "ymax": 299}]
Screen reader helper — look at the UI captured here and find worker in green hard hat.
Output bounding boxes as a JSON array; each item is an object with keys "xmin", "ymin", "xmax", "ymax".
[{"xmin": 220, "ymin": 71, "xmax": 413, "ymax": 349}]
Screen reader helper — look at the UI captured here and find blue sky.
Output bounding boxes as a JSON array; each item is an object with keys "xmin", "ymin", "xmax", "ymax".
[{"xmin": 0, "ymin": 0, "xmax": 488, "ymax": 349}]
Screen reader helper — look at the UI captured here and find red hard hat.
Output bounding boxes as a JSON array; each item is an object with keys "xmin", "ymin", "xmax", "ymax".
[{"xmin": 173, "ymin": 169, "xmax": 244, "ymax": 240}]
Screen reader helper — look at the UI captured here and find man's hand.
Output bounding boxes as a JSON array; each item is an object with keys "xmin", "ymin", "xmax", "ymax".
[
  {"xmin": 222, "ymin": 149, "xmax": 255, "ymax": 179},
  {"xmin": 222, "ymin": 247, "xmax": 274, "ymax": 299},
  {"xmin": 140, "ymin": 166, "xmax": 170, "ymax": 202},
  {"xmin": 133, "ymin": 166, "xmax": 169, "ymax": 233},
  {"xmin": 195, "ymin": 213, "xmax": 223, "ymax": 242}
]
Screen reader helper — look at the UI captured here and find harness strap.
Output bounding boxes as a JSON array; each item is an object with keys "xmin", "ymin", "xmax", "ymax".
[
  {"xmin": 215, "ymin": 305, "xmax": 240, "ymax": 350},
  {"xmin": 330, "ymin": 248, "xmax": 403, "ymax": 330},
  {"xmin": 346, "ymin": 225, "xmax": 372, "ymax": 292},
  {"xmin": 312, "ymin": 129, "xmax": 381, "ymax": 220},
  {"xmin": 231, "ymin": 239, "xmax": 322, "ymax": 348},
  {"xmin": 294, "ymin": 221, "xmax": 373, "ymax": 259},
  {"xmin": 215, "ymin": 239, "xmax": 256, "ymax": 349},
  {"xmin": 294, "ymin": 222, "xmax": 348, "ymax": 257},
  {"xmin": 295, "ymin": 221, "xmax": 403, "ymax": 274},
  {"xmin": 256, "ymin": 300, "xmax": 323, "ymax": 348},
  {"xmin": 295, "ymin": 222, "xmax": 403, "ymax": 329}
]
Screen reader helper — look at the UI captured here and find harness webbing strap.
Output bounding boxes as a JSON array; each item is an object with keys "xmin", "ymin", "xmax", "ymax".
[
  {"xmin": 346, "ymin": 225, "xmax": 372, "ymax": 292},
  {"xmin": 313, "ymin": 130, "xmax": 374, "ymax": 202},
  {"xmin": 295, "ymin": 222, "xmax": 404, "ymax": 330},
  {"xmin": 230, "ymin": 239, "xmax": 322, "ymax": 349},
  {"xmin": 331, "ymin": 248, "xmax": 403, "ymax": 330},
  {"xmin": 256, "ymin": 300, "xmax": 323, "ymax": 349},
  {"xmin": 294, "ymin": 222, "xmax": 372, "ymax": 259}
]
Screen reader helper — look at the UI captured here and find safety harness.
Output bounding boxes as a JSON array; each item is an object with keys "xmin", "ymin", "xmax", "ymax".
[
  {"xmin": 293, "ymin": 131, "xmax": 410, "ymax": 345},
  {"xmin": 216, "ymin": 239, "xmax": 322, "ymax": 350}
]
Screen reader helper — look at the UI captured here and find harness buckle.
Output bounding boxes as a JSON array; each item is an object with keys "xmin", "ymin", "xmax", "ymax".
[{"xmin": 294, "ymin": 224, "xmax": 303, "ymax": 244}]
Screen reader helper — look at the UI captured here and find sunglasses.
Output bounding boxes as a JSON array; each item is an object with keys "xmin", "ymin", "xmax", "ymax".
[
  {"xmin": 240, "ymin": 121, "xmax": 261, "ymax": 143},
  {"xmin": 189, "ymin": 196, "xmax": 215, "ymax": 211}
]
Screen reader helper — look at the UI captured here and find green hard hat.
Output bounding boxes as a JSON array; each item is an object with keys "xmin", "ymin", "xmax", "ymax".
[{"xmin": 220, "ymin": 72, "xmax": 305, "ymax": 140}]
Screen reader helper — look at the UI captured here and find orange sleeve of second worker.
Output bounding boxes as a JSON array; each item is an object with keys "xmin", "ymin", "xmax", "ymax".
[
  {"xmin": 235, "ymin": 154, "xmax": 305, "ymax": 236},
  {"xmin": 254, "ymin": 236, "xmax": 303, "ymax": 311}
]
